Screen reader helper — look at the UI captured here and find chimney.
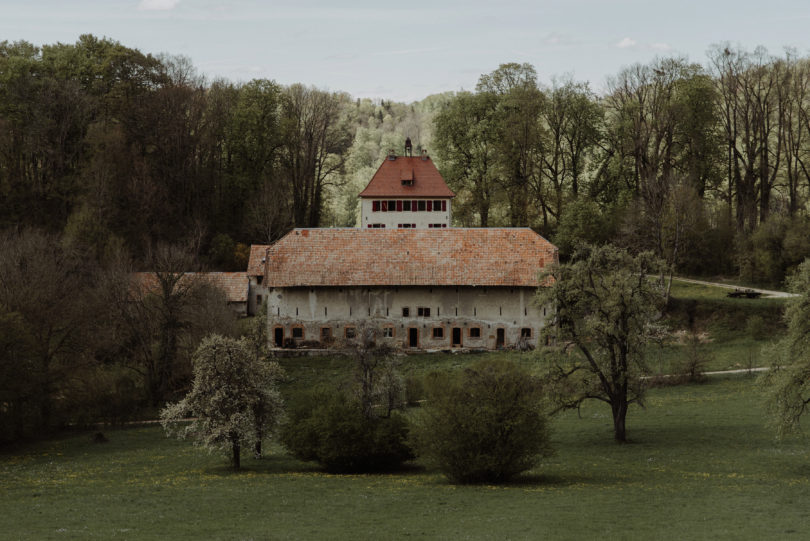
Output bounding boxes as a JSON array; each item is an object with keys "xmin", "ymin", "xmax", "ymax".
[
  {"xmin": 404, "ymin": 137, "xmax": 413, "ymax": 157},
  {"xmin": 388, "ymin": 149, "xmax": 396, "ymax": 161},
  {"xmin": 421, "ymin": 149, "xmax": 428, "ymax": 161}
]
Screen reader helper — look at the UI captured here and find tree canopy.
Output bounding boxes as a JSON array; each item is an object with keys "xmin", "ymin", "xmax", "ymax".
[
  {"xmin": 537, "ymin": 244, "xmax": 667, "ymax": 442},
  {"xmin": 760, "ymin": 259, "xmax": 810, "ymax": 437},
  {"xmin": 160, "ymin": 335, "xmax": 284, "ymax": 469}
]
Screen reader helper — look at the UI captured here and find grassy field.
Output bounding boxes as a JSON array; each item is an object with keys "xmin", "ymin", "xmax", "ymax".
[
  {"xmin": 2, "ymin": 375, "xmax": 809, "ymax": 540},
  {"xmin": 1, "ymin": 279, "xmax": 799, "ymax": 539},
  {"xmin": 658, "ymin": 279, "xmax": 787, "ymax": 373}
]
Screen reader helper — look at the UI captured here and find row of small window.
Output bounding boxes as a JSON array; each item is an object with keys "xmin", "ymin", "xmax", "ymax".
[
  {"xmin": 372, "ymin": 200, "xmax": 447, "ymax": 212},
  {"xmin": 402, "ymin": 306, "xmax": 532, "ymax": 317},
  {"xmin": 278, "ymin": 305, "xmax": 534, "ymax": 318},
  {"xmin": 286, "ymin": 325, "xmax": 492, "ymax": 340},
  {"xmin": 368, "ymin": 223, "xmax": 448, "ymax": 228}
]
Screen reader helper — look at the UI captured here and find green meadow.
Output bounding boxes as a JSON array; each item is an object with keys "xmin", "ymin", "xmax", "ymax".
[
  {"xmin": 1, "ymin": 279, "xmax": 803, "ymax": 540},
  {"xmin": 2, "ymin": 376, "xmax": 808, "ymax": 540}
]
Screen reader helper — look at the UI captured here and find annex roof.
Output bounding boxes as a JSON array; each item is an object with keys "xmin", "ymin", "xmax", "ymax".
[
  {"xmin": 131, "ymin": 272, "xmax": 249, "ymax": 303},
  {"xmin": 263, "ymin": 228, "xmax": 556, "ymax": 288},
  {"xmin": 357, "ymin": 156, "xmax": 456, "ymax": 198},
  {"xmin": 247, "ymin": 244, "xmax": 269, "ymax": 277}
]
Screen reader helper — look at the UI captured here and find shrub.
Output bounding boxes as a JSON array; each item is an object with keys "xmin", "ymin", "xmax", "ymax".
[
  {"xmin": 404, "ymin": 375, "xmax": 425, "ymax": 407},
  {"xmin": 679, "ymin": 332, "xmax": 711, "ymax": 383},
  {"xmin": 746, "ymin": 315, "xmax": 767, "ymax": 341},
  {"xmin": 412, "ymin": 359, "xmax": 552, "ymax": 483},
  {"xmin": 281, "ymin": 389, "xmax": 413, "ymax": 473}
]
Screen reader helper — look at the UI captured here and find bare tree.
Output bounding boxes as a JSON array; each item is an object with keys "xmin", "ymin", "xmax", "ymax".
[
  {"xmin": 0, "ymin": 229, "xmax": 98, "ymax": 436},
  {"xmin": 280, "ymin": 85, "xmax": 352, "ymax": 227},
  {"xmin": 101, "ymin": 243, "xmax": 236, "ymax": 405}
]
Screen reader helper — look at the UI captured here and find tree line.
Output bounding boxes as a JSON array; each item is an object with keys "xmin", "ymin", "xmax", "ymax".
[
  {"xmin": 5, "ymin": 36, "xmax": 810, "ymax": 284},
  {"xmin": 434, "ymin": 52, "xmax": 810, "ymax": 285},
  {"xmin": 0, "ymin": 35, "xmax": 442, "ymax": 269}
]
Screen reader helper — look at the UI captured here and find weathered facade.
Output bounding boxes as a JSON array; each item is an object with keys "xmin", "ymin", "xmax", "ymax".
[
  {"xmin": 269, "ymin": 285, "xmax": 546, "ymax": 350},
  {"xmin": 263, "ymin": 228, "xmax": 556, "ymax": 350}
]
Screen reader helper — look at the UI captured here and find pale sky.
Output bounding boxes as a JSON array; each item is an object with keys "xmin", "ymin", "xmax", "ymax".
[{"xmin": 2, "ymin": 0, "xmax": 810, "ymax": 102}]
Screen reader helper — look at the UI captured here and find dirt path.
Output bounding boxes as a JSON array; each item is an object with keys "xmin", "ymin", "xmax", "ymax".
[{"xmin": 672, "ymin": 277, "xmax": 798, "ymax": 298}]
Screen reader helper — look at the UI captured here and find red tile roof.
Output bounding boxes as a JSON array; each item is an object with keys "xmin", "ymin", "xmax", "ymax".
[
  {"xmin": 263, "ymin": 228, "xmax": 556, "ymax": 288},
  {"xmin": 247, "ymin": 245, "xmax": 269, "ymax": 277},
  {"xmin": 358, "ymin": 156, "xmax": 456, "ymax": 198},
  {"xmin": 206, "ymin": 272, "xmax": 250, "ymax": 303},
  {"xmin": 131, "ymin": 272, "xmax": 249, "ymax": 303}
]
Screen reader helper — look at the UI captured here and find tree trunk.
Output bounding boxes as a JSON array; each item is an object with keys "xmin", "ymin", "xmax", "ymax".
[
  {"xmin": 232, "ymin": 439, "xmax": 241, "ymax": 470},
  {"xmin": 612, "ymin": 400, "xmax": 628, "ymax": 443},
  {"xmin": 254, "ymin": 440, "xmax": 262, "ymax": 459}
]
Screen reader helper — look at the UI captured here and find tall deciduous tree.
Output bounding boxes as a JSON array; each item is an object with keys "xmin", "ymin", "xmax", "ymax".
[
  {"xmin": 760, "ymin": 259, "xmax": 810, "ymax": 437},
  {"xmin": 280, "ymin": 85, "xmax": 352, "ymax": 227},
  {"xmin": 433, "ymin": 91, "xmax": 501, "ymax": 226},
  {"xmin": 101, "ymin": 243, "xmax": 236, "ymax": 405},
  {"xmin": 478, "ymin": 63, "xmax": 546, "ymax": 227},
  {"xmin": 161, "ymin": 334, "xmax": 284, "ymax": 470},
  {"xmin": 0, "ymin": 229, "xmax": 98, "ymax": 437},
  {"xmin": 538, "ymin": 244, "xmax": 666, "ymax": 442},
  {"xmin": 538, "ymin": 77, "xmax": 603, "ymax": 227}
]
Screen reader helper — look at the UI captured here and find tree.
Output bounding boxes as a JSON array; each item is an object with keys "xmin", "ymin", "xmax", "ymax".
[
  {"xmin": 279, "ymin": 85, "xmax": 352, "ymax": 227},
  {"xmin": 347, "ymin": 325, "xmax": 403, "ymax": 419},
  {"xmin": 537, "ymin": 244, "xmax": 666, "ymax": 442},
  {"xmin": 0, "ymin": 228, "xmax": 99, "ymax": 438},
  {"xmin": 537, "ymin": 78, "xmax": 603, "ymax": 226},
  {"xmin": 101, "ymin": 243, "xmax": 236, "ymax": 405},
  {"xmin": 280, "ymin": 326, "xmax": 411, "ymax": 473},
  {"xmin": 478, "ymin": 63, "xmax": 546, "ymax": 227},
  {"xmin": 760, "ymin": 259, "xmax": 810, "ymax": 437},
  {"xmin": 412, "ymin": 359, "xmax": 552, "ymax": 484},
  {"xmin": 433, "ymin": 91, "xmax": 502, "ymax": 226},
  {"xmin": 160, "ymin": 335, "xmax": 284, "ymax": 470}
]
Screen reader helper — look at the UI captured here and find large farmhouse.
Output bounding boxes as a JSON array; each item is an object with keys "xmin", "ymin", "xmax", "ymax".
[{"xmin": 250, "ymin": 150, "xmax": 558, "ymax": 351}]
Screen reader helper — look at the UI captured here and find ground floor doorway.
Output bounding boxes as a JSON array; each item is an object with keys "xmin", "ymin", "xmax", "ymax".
[
  {"xmin": 452, "ymin": 327, "xmax": 462, "ymax": 347},
  {"xmin": 409, "ymin": 327, "xmax": 418, "ymax": 348}
]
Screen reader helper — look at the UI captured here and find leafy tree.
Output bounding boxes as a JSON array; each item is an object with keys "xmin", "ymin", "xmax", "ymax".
[
  {"xmin": 433, "ymin": 91, "xmax": 502, "ymax": 226},
  {"xmin": 537, "ymin": 244, "xmax": 666, "ymax": 442},
  {"xmin": 537, "ymin": 77, "xmax": 602, "ymax": 228},
  {"xmin": 761, "ymin": 260, "xmax": 810, "ymax": 437},
  {"xmin": 478, "ymin": 63, "xmax": 546, "ymax": 227},
  {"xmin": 161, "ymin": 335, "xmax": 284, "ymax": 470},
  {"xmin": 412, "ymin": 359, "xmax": 552, "ymax": 483}
]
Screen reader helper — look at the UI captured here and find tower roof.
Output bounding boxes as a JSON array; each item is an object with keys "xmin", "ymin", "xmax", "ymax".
[{"xmin": 358, "ymin": 155, "xmax": 455, "ymax": 198}]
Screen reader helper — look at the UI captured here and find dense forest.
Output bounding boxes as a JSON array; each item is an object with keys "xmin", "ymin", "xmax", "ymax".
[
  {"xmin": 4, "ymin": 35, "xmax": 810, "ymax": 441},
  {"xmin": 3, "ymin": 36, "xmax": 810, "ymax": 282}
]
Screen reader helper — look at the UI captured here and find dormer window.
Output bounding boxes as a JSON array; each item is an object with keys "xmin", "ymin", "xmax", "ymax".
[{"xmin": 401, "ymin": 179, "xmax": 413, "ymax": 186}]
